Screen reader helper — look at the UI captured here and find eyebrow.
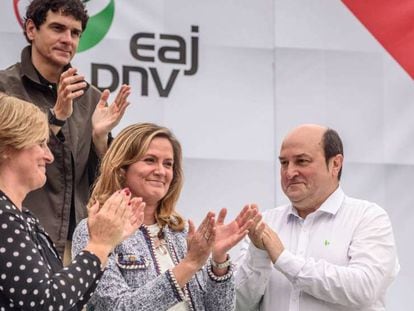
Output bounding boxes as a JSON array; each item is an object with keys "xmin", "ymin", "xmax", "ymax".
[
  {"xmin": 143, "ymin": 154, "xmax": 174, "ymax": 161},
  {"xmin": 278, "ymin": 153, "xmax": 311, "ymax": 160},
  {"xmin": 48, "ymin": 22, "xmax": 82, "ymax": 33}
]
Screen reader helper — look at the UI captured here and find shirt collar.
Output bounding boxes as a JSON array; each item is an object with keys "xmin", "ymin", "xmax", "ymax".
[{"xmin": 287, "ymin": 186, "xmax": 345, "ymax": 220}]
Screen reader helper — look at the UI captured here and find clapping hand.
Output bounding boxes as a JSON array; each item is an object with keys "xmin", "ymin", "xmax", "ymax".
[
  {"xmin": 121, "ymin": 196, "xmax": 146, "ymax": 241},
  {"xmin": 92, "ymin": 85, "xmax": 131, "ymax": 156},
  {"xmin": 88, "ymin": 189, "xmax": 144, "ymax": 250},
  {"xmin": 247, "ymin": 204, "xmax": 266, "ymax": 250},
  {"xmin": 53, "ymin": 68, "xmax": 87, "ymax": 122},
  {"xmin": 186, "ymin": 212, "xmax": 216, "ymax": 271},
  {"xmin": 212, "ymin": 205, "xmax": 256, "ymax": 263}
]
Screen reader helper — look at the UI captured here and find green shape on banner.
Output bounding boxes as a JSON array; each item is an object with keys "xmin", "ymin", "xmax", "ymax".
[{"xmin": 78, "ymin": 0, "xmax": 115, "ymax": 52}]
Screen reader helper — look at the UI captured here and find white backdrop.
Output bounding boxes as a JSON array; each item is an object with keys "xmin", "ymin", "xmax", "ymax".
[{"xmin": 1, "ymin": 1, "xmax": 411, "ymax": 309}]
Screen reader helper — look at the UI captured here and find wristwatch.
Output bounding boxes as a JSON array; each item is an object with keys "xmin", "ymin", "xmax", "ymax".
[{"xmin": 48, "ymin": 109, "xmax": 66, "ymax": 127}]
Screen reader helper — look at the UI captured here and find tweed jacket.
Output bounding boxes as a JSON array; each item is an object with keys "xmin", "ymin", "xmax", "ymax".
[
  {"xmin": 0, "ymin": 46, "xmax": 102, "ymax": 256},
  {"xmin": 72, "ymin": 219, "xmax": 236, "ymax": 311}
]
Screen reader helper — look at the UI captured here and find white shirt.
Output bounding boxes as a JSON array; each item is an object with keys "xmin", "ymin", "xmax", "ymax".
[{"xmin": 235, "ymin": 187, "xmax": 399, "ymax": 311}]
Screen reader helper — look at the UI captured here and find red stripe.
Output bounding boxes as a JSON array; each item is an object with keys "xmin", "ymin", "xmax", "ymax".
[{"xmin": 342, "ymin": 0, "xmax": 414, "ymax": 79}]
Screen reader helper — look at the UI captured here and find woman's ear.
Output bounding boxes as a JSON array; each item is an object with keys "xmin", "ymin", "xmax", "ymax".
[
  {"xmin": 118, "ymin": 167, "xmax": 126, "ymax": 181},
  {"xmin": 1, "ymin": 146, "xmax": 13, "ymax": 161}
]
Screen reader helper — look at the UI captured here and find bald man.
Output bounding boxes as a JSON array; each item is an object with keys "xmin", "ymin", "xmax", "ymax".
[{"xmin": 235, "ymin": 124, "xmax": 399, "ymax": 311}]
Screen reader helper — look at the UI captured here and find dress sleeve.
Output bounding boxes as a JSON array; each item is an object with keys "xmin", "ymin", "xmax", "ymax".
[
  {"xmin": 0, "ymin": 205, "xmax": 103, "ymax": 310},
  {"xmin": 203, "ymin": 261, "xmax": 235, "ymax": 311},
  {"xmin": 72, "ymin": 219, "xmax": 186, "ymax": 311}
]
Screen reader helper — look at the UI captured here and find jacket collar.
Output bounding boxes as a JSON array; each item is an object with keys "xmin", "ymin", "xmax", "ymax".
[{"xmin": 20, "ymin": 45, "xmax": 71, "ymax": 86}]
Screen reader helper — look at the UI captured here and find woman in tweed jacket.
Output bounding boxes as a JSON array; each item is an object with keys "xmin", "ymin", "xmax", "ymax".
[{"xmin": 72, "ymin": 123, "xmax": 254, "ymax": 310}]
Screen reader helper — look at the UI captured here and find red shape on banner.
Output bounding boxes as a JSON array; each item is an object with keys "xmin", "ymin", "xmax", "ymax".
[{"xmin": 342, "ymin": 0, "xmax": 414, "ymax": 79}]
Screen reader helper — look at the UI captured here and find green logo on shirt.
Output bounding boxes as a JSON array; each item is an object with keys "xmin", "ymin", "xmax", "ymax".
[{"xmin": 324, "ymin": 240, "xmax": 330, "ymax": 246}]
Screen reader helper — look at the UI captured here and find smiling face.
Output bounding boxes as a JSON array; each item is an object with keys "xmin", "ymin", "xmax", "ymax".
[
  {"xmin": 124, "ymin": 137, "xmax": 174, "ymax": 207},
  {"xmin": 279, "ymin": 125, "xmax": 342, "ymax": 217},
  {"xmin": 26, "ymin": 10, "xmax": 82, "ymax": 72},
  {"xmin": 7, "ymin": 140, "xmax": 54, "ymax": 193}
]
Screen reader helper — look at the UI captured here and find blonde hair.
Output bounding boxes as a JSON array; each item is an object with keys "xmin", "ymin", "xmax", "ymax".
[
  {"xmin": 0, "ymin": 92, "xmax": 48, "ymax": 161},
  {"xmin": 90, "ymin": 123, "xmax": 185, "ymax": 231}
]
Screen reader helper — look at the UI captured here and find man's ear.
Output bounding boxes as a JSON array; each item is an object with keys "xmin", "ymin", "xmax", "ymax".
[
  {"xmin": 25, "ymin": 19, "xmax": 37, "ymax": 42},
  {"xmin": 330, "ymin": 154, "xmax": 343, "ymax": 178}
]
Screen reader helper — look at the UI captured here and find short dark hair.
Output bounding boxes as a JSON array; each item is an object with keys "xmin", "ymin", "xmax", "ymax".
[
  {"xmin": 322, "ymin": 128, "xmax": 344, "ymax": 180},
  {"xmin": 24, "ymin": 0, "xmax": 89, "ymax": 43}
]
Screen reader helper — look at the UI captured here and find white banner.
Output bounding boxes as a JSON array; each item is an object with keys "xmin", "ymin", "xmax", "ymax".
[{"xmin": 0, "ymin": 1, "xmax": 411, "ymax": 309}]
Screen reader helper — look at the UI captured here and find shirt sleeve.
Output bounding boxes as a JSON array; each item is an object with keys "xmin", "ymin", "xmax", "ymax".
[
  {"xmin": 0, "ymin": 207, "xmax": 103, "ymax": 310},
  {"xmin": 234, "ymin": 237, "xmax": 274, "ymax": 311},
  {"xmin": 274, "ymin": 206, "xmax": 400, "ymax": 308}
]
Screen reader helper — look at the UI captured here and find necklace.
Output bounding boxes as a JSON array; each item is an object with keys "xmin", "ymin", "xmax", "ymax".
[
  {"xmin": 147, "ymin": 224, "xmax": 169, "ymax": 255},
  {"xmin": 145, "ymin": 224, "xmax": 194, "ymax": 311}
]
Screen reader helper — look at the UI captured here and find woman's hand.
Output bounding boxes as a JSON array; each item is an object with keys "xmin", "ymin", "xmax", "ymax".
[
  {"xmin": 212, "ymin": 205, "xmax": 256, "ymax": 263},
  {"xmin": 185, "ymin": 212, "xmax": 216, "ymax": 270},
  {"xmin": 172, "ymin": 212, "xmax": 216, "ymax": 287},
  {"xmin": 121, "ymin": 196, "xmax": 145, "ymax": 241},
  {"xmin": 85, "ymin": 189, "xmax": 144, "ymax": 265}
]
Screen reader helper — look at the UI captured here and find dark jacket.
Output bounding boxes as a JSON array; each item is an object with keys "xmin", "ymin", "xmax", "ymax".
[{"xmin": 0, "ymin": 46, "xmax": 101, "ymax": 256}]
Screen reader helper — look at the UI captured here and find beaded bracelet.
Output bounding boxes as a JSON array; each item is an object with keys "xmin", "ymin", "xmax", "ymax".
[
  {"xmin": 211, "ymin": 254, "xmax": 231, "ymax": 269},
  {"xmin": 207, "ymin": 260, "xmax": 234, "ymax": 282}
]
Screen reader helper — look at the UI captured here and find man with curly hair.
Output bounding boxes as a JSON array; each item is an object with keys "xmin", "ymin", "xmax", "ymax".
[{"xmin": 0, "ymin": 0, "xmax": 131, "ymax": 262}]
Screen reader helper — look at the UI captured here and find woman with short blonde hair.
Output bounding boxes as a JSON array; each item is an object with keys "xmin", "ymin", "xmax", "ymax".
[
  {"xmin": 0, "ymin": 93, "xmax": 144, "ymax": 310},
  {"xmin": 0, "ymin": 92, "xmax": 48, "ymax": 156}
]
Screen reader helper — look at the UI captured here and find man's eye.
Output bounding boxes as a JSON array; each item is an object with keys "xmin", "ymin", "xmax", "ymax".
[{"xmin": 72, "ymin": 30, "xmax": 81, "ymax": 38}]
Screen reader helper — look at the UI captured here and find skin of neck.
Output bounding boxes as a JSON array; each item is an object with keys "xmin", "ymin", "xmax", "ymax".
[
  {"xmin": 143, "ymin": 203, "xmax": 158, "ymax": 225},
  {"xmin": 294, "ymin": 183, "xmax": 339, "ymax": 219},
  {"xmin": 0, "ymin": 170, "xmax": 27, "ymax": 210}
]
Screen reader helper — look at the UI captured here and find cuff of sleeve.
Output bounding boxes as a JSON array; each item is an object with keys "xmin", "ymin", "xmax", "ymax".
[
  {"xmin": 107, "ymin": 132, "xmax": 114, "ymax": 147},
  {"xmin": 166, "ymin": 269, "xmax": 186, "ymax": 302},
  {"xmin": 49, "ymin": 127, "xmax": 65, "ymax": 142},
  {"xmin": 206, "ymin": 261, "xmax": 234, "ymax": 283},
  {"xmin": 246, "ymin": 243, "xmax": 273, "ymax": 270},
  {"xmin": 273, "ymin": 250, "xmax": 305, "ymax": 281}
]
